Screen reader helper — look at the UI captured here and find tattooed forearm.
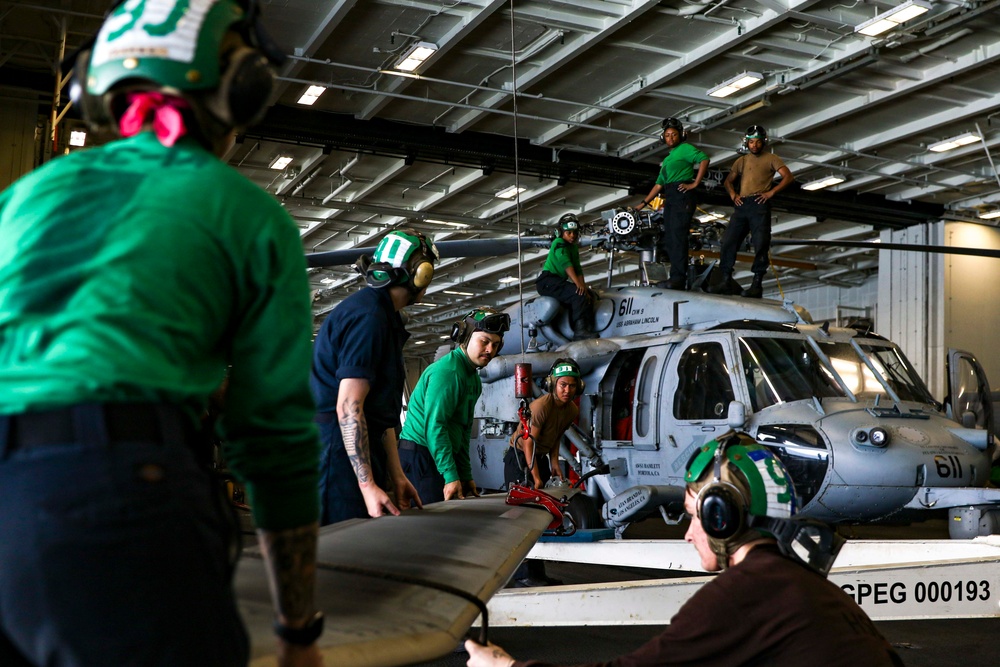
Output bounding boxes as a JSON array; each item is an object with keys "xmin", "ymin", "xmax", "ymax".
[
  {"xmin": 256, "ymin": 523, "xmax": 318, "ymax": 623},
  {"xmin": 338, "ymin": 397, "xmax": 372, "ymax": 484}
]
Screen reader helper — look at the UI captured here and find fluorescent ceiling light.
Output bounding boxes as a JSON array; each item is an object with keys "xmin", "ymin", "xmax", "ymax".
[
  {"xmin": 855, "ymin": 0, "xmax": 931, "ymax": 36},
  {"xmin": 414, "ymin": 340, "xmax": 426, "ymax": 345},
  {"xmin": 69, "ymin": 130, "xmax": 87, "ymax": 147},
  {"xmin": 394, "ymin": 41, "xmax": 437, "ymax": 72},
  {"xmin": 424, "ymin": 219, "xmax": 470, "ymax": 228},
  {"xmin": 928, "ymin": 132, "xmax": 980, "ymax": 152},
  {"xmin": 496, "ymin": 185, "xmax": 525, "ymax": 200},
  {"xmin": 319, "ymin": 277, "xmax": 336, "ymax": 284},
  {"xmin": 269, "ymin": 155, "xmax": 293, "ymax": 170},
  {"xmin": 498, "ymin": 275, "xmax": 518, "ymax": 284},
  {"xmin": 707, "ymin": 71, "xmax": 763, "ymax": 98},
  {"xmin": 443, "ymin": 290, "xmax": 474, "ymax": 296},
  {"xmin": 978, "ymin": 210, "xmax": 1000, "ymax": 220},
  {"xmin": 440, "ymin": 335, "xmax": 450, "ymax": 339},
  {"xmin": 297, "ymin": 85, "xmax": 326, "ymax": 105},
  {"xmin": 801, "ymin": 175, "xmax": 846, "ymax": 191}
]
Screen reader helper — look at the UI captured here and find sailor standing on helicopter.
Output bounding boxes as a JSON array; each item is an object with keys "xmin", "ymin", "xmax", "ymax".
[
  {"xmin": 536, "ymin": 214, "xmax": 598, "ymax": 340},
  {"xmin": 636, "ymin": 117, "xmax": 709, "ymax": 290},
  {"xmin": 711, "ymin": 125, "xmax": 795, "ymax": 298}
]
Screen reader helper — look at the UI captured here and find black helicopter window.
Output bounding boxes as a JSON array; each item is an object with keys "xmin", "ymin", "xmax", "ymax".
[
  {"xmin": 674, "ymin": 343, "xmax": 735, "ymax": 420},
  {"xmin": 739, "ymin": 337, "xmax": 845, "ymax": 410}
]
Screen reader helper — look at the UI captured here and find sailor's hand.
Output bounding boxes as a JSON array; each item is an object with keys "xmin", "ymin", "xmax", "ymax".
[
  {"xmin": 756, "ymin": 191, "xmax": 773, "ymax": 204},
  {"xmin": 276, "ymin": 639, "xmax": 324, "ymax": 667},
  {"xmin": 465, "ymin": 640, "xmax": 515, "ymax": 667},
  {"xmin": 462, "ymin": 479, "xmax": 481, "ymax": 498},
  {"xmin": 575, "ymin": 284, "xmax": 586, "ymax": 296},
  {"xmin": 731, "ymin": 194, "xmax": 743, "ymax": 206},
  {"xmin": 360, "ymin": 481, "xmax": 400, "ymax": 517},
  {"xmin": 444, "ymin": 480, "xmax": 465, "ymax": 500},
  {"xmin": 392, "ymin": 474, "xmax": 423, "ymax": 511}
]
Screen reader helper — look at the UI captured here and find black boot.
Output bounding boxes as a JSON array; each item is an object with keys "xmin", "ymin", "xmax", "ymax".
[
  {"xmin": 572, "ymin": 319, "xmax": 598, "ymax": 340},
  {"xmin": 741, "ymin": 274, "xmax": 764, "ymax": 299},
  {"xmin": 709, "ymin": 272, "xmax": 740, "ymax": 295}
]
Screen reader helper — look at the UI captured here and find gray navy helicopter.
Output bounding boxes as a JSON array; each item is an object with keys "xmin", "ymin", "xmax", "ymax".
[{"xmin": 307, "ymin": 207, "xmax": 1000, "ymax": 539}]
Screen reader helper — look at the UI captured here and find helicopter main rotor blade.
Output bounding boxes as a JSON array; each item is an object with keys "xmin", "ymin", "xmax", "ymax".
[
  {"xmin": 771, "ymin": 238, "xmax": 1000, "ymax": 259},
  {"xmin": 306, "ymin": 236, "xmax": 558, "ymax": 268}
]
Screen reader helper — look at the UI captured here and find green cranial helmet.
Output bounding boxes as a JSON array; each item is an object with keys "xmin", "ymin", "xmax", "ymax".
[
  {"xmin": 550, "ymin": 358, "xmax": 581, "ymax": 379},
  {"xmin": 365, "ymin": 229, "xmax": 439, "ymax": 289},
  {"xmin": 87, "ymin": 0, "xmax": 246, "ymax": 97}
]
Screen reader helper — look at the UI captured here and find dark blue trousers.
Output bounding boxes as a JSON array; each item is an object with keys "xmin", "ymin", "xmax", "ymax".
[
  {"xmin": 0, "ymin": 409, "xmax": 246, "ymax": 667},
  {"xmin": 720, "ymin": 199, "xmax": 772, "ymax": 275},
  {"xmin": 656, "ymin": 186, "xmax": 696, "ymax": 281},
  {"xmin": 398, "ymin": 440, "xmax": 446, "ymax": 504},
  {"xmin": 536, "ymin": 271, "xmax": 593, "ymax": 330},
  {"xmin": 317, "ymin": 420, "xmax": 389, "ymax": 525}
]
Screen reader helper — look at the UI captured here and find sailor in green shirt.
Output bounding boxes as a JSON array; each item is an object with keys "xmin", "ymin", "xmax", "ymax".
[
  {"xmin": 537, "ymin": 214, "xmax": 598, "ymax": 340},
  {"xmin": 636, "ymin": 117, "xmax": 710, "ymax": 290},
  {"xmin": 399, "ymin": 307, "xmax": 510, "ymax": 503},
  {"xmin": 0, "ymin": 2, "xmax": 322, "ymax": 664}
]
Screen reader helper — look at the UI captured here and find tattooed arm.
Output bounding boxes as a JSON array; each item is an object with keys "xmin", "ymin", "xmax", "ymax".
[
  {"xmin": 257, "ymin": 524, "xmax": 324, "ymax": 666},
  {"xmin": 337, "ymin": 378, "xmax": 400, "ymax": 517}
]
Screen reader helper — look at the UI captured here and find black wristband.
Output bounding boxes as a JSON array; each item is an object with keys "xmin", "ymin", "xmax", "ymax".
[{"xmin": 274, "ymin": 611, "xmax": 324, "ymax": 646}]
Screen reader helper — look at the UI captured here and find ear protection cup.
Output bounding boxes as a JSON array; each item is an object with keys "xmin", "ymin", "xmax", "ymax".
[
  {"xmin": 450, "ymin": 319, "xmax": 465, "ymax": 343},
  {"xmin": 694, "ymin": 434, "xmax": 750, "ymax": 540},
  {"xmin": 202, "ymin": 44, "xmax": 274, "ymax": 128},
  {"xmin": 411, "ymin": 260, "xmax": 434, "ymax": 290}
]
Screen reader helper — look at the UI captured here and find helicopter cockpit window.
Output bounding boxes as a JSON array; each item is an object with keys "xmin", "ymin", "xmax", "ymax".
[
  {"xmin": 855, "ymin": 344, "xmax": 937, "ymax": 405},
  {"xmin": 739, "ymin": 337, "xmax": 845, "ymax": 411},
  {"xmin": 674, "ymin": 343, "xmax": 735, "ymax": 420}
]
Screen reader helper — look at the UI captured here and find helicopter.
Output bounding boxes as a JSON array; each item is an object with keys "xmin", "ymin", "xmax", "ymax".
[
  {"xmin": 305, "ymin": 207, "xmax": 1000, "ymax": 540},
  {"xmin": 462, "ymin": 207, "xmax": 1000, "ymax": 540}
]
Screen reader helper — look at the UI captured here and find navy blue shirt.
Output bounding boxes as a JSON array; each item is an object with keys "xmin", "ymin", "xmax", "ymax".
[{"xmin": 310, "ymin": 287, "xmax": 409, "ymax": 439}]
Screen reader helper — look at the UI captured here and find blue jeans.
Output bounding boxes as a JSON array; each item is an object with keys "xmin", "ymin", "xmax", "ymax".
[{"xmin": 0, "ymin": 409, "xmax": 247, "ymax": 667}]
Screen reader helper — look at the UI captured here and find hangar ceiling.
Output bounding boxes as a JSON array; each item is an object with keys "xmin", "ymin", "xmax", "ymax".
[{"xmin": 4, "ymin": 0, "xmax": 1000, "ymax": 354}]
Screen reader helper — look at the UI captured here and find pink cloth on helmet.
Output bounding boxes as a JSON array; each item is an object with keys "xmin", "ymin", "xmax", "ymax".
[{"xmin": 118, "ymin": 92, "xmax": 190, "ymax": 147}]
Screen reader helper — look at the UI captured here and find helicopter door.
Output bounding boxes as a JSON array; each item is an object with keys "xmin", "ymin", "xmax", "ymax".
[
  {"xmin": 947, "ymin": 349, "xmax": 995, "ymax": 453},
  {"xmin": 631, "ymin": 346, "xmax": 669, "ymax": 450},
  {"xmin": 665, "ymin": 335, "xmax": 740, "ymax": 455}
]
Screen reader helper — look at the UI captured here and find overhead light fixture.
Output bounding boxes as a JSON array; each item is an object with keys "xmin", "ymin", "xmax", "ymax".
[
  {"xmin": 424, "ymin": 219, "xmax": 470, "ymax": 229},
  {"xmin": 978, "ymin": 210, "xmax": 1000, "ymax": 220},
  {"xmin": 928, "ymin": 132, "xmax": 981, "ymax": 152},
  {"xmin": 801, "ymin": 175, "xmax": 846, "ymax": 191},
  {"xmin": 707, "ymin": 71, "xmax": 763, "ymax": 98},
  {"xmin": 394, "ymin": 41, "xmax": 437, "ymax": 72},
  {"xmin": 496, "ymin": 185, "xmax": 525, "ymax": 200},
  {"xmin": 69, "ymin": 130, "xmax": 87, "ymax": 147},
  {"xmin": 269, "ymin": 155, "xmax": 293, "ymax": 170},
  {"xmin": 414, "ymin": 340, "xmax": 427, "ymax": 345},
  {"xmin": 498, "ymin": 275, "xmax": 518, "ymax": 284},
  {"xmin": 443, "ymin": 290, "xmax": 474, "ymax": 296},
  {"xmin": 297, "ymin": 85, "xmax": 326, "ymax": 105},
  {"xmin": 855, "ymin": 0, "xmax": 931, "ymax": 37}
]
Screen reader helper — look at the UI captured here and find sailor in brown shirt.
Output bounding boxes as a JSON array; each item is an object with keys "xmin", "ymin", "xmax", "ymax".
[
  {"xmin": 711, "ymin": 125, "xmax": 795, "ymax": 298},
  {"xmin": 467, "ymin": 433, "xmax": 904, "ymax": 667},
  {"xmin": 504, "ymin": 358, "xmax": 582, "ymax": 586}
]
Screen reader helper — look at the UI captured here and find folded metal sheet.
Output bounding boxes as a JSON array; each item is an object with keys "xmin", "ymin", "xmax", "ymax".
[{"xmin": 235, "ymin": 495, "xmax": 552, "ymax": 667}]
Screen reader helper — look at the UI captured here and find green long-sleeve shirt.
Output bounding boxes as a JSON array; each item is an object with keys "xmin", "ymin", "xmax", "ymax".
[
  {"xmin": 0, "ymin": 132, "xmax": 319, "ymax": 530},
  {"xmin": 541, "ymin": 237, "xmax": 583, "ymax": 280},
  {"xmin": 400, "ymin": 347, "xmax": 482, "ymax": 483}
]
